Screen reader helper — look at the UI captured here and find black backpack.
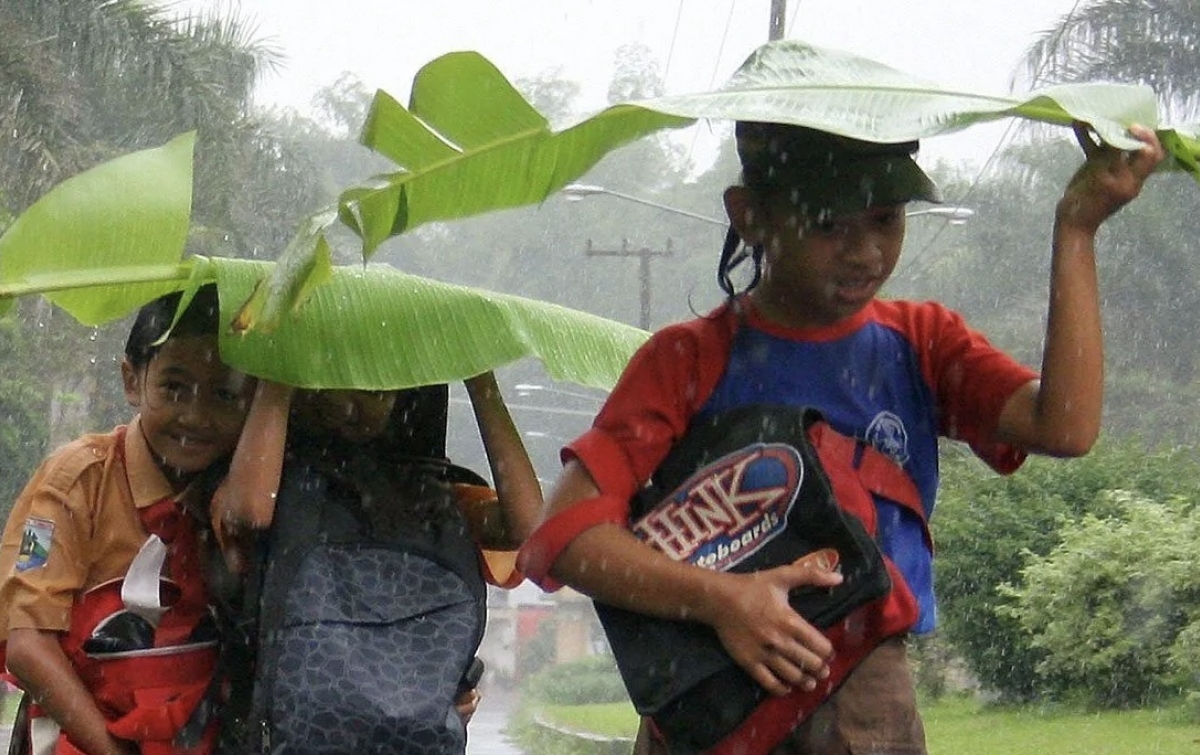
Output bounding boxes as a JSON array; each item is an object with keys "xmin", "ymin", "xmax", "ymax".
[{"xmin": 216, "ymin": 385, "xmax": 489, "ymax": 755}]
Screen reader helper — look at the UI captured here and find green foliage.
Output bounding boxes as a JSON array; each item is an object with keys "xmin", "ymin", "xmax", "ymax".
[
  {"xmin": 0, "ymin": 318, "xmax": 47, "ymax": 518},
  {"xmin": 934, "ymin": 439, "xmax": 1200, "ymax": 702},
  {"xmin": 1000, "ymin": 492, "xmax": 1200, "ymax": 707},
  {"xmin": 522, "ymin": 654, "xmax": 629, "ymax": 706}
]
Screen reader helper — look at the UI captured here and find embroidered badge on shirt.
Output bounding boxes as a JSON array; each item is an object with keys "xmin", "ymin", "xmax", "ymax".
[{"xmin": 15, "ymin": 518, "xmax": 54, "ymax": 571}]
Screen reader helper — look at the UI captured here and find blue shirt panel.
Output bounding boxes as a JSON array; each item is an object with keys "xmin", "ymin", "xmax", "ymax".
[{"xmin": 697, "ymin": 320, "xmax": 941, "ymax": 632}]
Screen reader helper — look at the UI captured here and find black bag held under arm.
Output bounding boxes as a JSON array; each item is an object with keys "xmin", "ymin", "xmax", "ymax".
[{"xmin": 594, "ymin": 405, "xmax": 903, "ymax": 754}]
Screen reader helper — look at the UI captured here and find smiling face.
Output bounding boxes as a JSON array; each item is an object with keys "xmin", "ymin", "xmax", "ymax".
[
  {"xmin": 122, "ymin": 334, "xmax": 255, "ymax": 487},
  {"xmin": 727, "ymin": 186, "xmax": 907, "ymax": 329}
]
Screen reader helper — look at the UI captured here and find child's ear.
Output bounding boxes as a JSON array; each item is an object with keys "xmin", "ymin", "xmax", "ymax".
[
  {"xmin": 723, "ymin": 186, "xmax": 765, "ymax": 245},
  {"xmin": 121, "ymin": 359, "xmax": 142, "ymax": 408}
]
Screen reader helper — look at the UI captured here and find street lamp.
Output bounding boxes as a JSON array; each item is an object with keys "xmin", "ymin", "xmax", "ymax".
[
  {"xmin": 905, "ymin": 206, "xmax": 976, "ymax": 225},
  {"xmin": 513, "ymin": 383, "xmax": 606, "ymax": 404},
  {"xmin": 563, "ymin": 183, "xmax": 974, "ymax": 225},
  {"xmin": 561, "ymin": 183, "xmax": 725, "ymax": 227}
]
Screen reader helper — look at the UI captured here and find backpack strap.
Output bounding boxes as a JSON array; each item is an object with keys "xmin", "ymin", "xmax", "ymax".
[{"xmin": 807, "ymin": 422, "xmax": 932, "ymax": 551}]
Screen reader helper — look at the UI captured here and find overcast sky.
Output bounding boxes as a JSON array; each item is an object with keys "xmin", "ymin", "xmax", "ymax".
[{"xmin": 170, "ymin": 0, "xmax": 1089, "ymax": 168}]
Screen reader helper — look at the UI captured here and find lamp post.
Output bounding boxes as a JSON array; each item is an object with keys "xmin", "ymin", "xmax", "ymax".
[
  {"xmin": 564, "ymin": 182, "xmax": 974, "ymax": 226},
  {"xmin": 905, "ymin": 206, "xmax": 976, "ymax": 225},
  {"xmin": 561, "ymin": 183, "xmax": 725, "ymax": 226}
]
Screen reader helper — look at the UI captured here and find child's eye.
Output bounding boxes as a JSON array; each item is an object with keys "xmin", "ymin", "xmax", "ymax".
[
  {"xmin": 160, "ymin": 381, "xmax": 191, "ymax": 401},
  {"xmin": 215, "ymin": 387, "xmax": 243, "ymax": 404},
  {"xmin": 808, "ymin": 217, "xmax": 840, "ymax": 236},
  {"xmin": 870, "ymin": 207, "xmax": 904, "ymax": 227}
]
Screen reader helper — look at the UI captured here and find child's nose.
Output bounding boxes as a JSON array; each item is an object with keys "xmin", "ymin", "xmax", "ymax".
[{"xmin": 837, "ymin": 223, "xmax": 879, "ymax": 261}]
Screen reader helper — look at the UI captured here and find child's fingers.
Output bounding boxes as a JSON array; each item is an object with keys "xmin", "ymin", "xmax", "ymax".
[{"xmin": 1073, "ymin": 122, "xmax": 1101, "ymax": 158}]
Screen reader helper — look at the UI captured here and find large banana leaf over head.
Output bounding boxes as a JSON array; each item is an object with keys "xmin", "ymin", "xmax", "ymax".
[
  {"xmin": 341, "ymin": 39, "xmax": 1200, "ymax": 253},
  {"xmin": 0, "ymin": 136, "xmax": 647, "ymax": 390},
  {"xmin": 339, "ymin": 52, "xmax": 691, "ymax": 256},
  {"xmin": 0, "ymin": 133, "xmax": 196, "ymax": 322},
  {"xmin": 217, "ymin": 259, "xmax": 647, "ymax": 391}
]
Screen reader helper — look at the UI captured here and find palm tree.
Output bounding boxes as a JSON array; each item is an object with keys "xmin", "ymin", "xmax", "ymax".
[
  {"xmin": 0, "ymin": 0, "xmax": 325, "ymax": 446},
  {"xmin": 1021, "ymin": 0, "xmax": 1200, "ymax": 120}
]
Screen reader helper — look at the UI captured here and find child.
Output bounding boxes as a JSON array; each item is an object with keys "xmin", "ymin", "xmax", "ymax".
[
  {"xmin": 517, "ymin": 121, "xmax": 1165, "ymax": 754},
  {"xmin": 212, "ymin": 373, "xmax": 542, "ymax": 577},
  {"xmin": 0, "ymin": 284, "xmax": 256, "ymax": 755},
  {"xmin": 209, "ymin": 372, "xmax": 542, "ymax": 740}
]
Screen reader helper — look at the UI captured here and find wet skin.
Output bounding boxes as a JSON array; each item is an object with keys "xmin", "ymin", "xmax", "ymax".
[{"xmin": 121, "ymin": 334, "xmax": 256, "ymax": 489}]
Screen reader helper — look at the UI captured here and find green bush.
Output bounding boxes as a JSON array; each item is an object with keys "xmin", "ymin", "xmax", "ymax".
[
  {"xmin": 935, "ymin": 440, "xmax": 1200, "ymax": 703},
  {"xmin": 1000, "ymin": 492, "xmax": 1200, "ymax": 708},
  {"xmin": 523, "ymin": 654, "xmax": 629, "ymax": 706}
]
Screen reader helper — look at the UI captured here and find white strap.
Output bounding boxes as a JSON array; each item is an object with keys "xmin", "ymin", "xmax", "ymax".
[{"xmin": 120, "ymin": 534, "xmax": 169, "ymax": 627}]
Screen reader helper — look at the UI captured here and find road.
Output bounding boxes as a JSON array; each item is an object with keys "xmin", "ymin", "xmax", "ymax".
[{"xmin": 468, "ymin": 685, "xmax": 524, "ymax": 755}]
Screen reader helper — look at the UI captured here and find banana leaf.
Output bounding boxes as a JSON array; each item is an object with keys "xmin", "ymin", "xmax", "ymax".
[
  {"xmin": 0, "ymin": 132, "xmax": 197, "ymax": 322},
  {"xmin": 342, "ymin": 39, "xmax": 1200, "ymax": 250},
  {"xmin": 0, "ymin": 136, "xmax": 647, "ymax": 391}
]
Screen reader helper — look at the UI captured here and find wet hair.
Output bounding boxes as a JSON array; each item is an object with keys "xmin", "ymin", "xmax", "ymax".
[
  {"xmin": 124, "ymin": 283, "xmax": 222, "ymax": 368},
  {"xmin": 717, "ymin": 121, "xmax": 941, "ymax": 298}
]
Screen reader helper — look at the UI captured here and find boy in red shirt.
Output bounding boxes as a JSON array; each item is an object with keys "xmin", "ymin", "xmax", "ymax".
[{"xmin": 519, "ymin": 121, "xmax": 1165, "ymax": 754}]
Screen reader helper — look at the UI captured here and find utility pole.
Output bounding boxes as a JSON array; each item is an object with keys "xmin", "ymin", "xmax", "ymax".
[
  {"xmin": 769, "ymin": 0, "xmax": 787, "ymax": 41},
  {"xmin": 585, "ymin": 239, "xmax": 673, "ymax": 330}
]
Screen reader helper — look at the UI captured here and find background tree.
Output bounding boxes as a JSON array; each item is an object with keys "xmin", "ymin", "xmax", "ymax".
[
  {"xmin": 1000, "ymin": 491, "xmax": 1200, "ymax": 708},
  {"xmin": 0, "ymin": 1, "xmax": 330, "ymax": 452},
  {"xmin": 1021, "ymin": 0, "xmax": 1200, "ymax": 120},
  {"xmin": 935, "ymin": 441, "xmax": 1200, "ymax": 702}
]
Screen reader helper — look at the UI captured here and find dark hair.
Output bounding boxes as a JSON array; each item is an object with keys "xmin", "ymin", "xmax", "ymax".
[{"xmin": 124, "ymin": 283, "xmax": 222, "ymax": 367}]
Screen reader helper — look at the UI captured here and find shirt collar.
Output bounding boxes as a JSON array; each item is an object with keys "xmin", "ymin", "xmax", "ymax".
[{"xmin": 124, "ymin": 416, "xmax": 189, "ymax": 509}]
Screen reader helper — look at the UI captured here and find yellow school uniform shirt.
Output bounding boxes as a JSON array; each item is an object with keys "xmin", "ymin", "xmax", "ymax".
[{"xmin": 0, "ymin": 416, "xmax": 188, "ymax": 640}]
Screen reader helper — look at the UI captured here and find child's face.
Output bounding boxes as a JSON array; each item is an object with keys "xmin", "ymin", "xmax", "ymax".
[
  {"xmin": 294, "ymin": 390, "xmax": 398, "ymax": 443},
  {"xmin": 122, "ymin": 335, "xmax": 255, "ymax": 484},
  {"xmin": 755, "ymin": 198, "xmax": 906, "ymax": 328}
]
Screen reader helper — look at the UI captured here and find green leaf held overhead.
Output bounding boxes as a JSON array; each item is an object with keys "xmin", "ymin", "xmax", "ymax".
[
  {"xmin": 0, "ymin": 133, "xmax": 197, "ymax": 323},
  {"xmin": 340, "ymin": 39, "xmax": 1200, "ymax": 258}
]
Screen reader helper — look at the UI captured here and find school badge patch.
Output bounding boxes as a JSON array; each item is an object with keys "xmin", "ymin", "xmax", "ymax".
[
  {"xmin": 15, "ymin": 518, "xmax": 54, "ymax": 571},
  {"xmin": 631, "ymin": 443, "xmax": 803, "ymax": 572}
]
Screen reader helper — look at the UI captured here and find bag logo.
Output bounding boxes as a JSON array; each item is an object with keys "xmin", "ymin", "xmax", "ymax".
[
  {"xmin": 633, "ymin": 443, "xmax": 803, "ymax": 571},
  {"xmin": 16, "ymin": 517, "xmax": 54, "ymax": 571}
]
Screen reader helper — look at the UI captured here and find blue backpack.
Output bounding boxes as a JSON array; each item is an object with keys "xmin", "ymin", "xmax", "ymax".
[{"xmin": 216, "ymin": 386, "xmax": 488, "ymax": 755}]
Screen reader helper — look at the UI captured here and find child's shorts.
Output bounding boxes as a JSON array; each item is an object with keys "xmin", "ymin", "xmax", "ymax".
[
  {"xmin": 779, "ymin": 635, "xmax": 927, "ymax": 754},
  {"xmin": 632, "ymin": 635, "xmax": 927, "ymax": 755}
]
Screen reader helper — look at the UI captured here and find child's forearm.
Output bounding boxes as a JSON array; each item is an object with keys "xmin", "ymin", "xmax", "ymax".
[
  {"xmin": 215, "ymin": 379, "xmax": 294, "ymax": 530},
  {"xmin": 464, "ymin": 372, "xmax": 543, "ymax": 545},
  {"xmin": 6, "ymin": 628, "xmax": 134, "ymax": 755}
]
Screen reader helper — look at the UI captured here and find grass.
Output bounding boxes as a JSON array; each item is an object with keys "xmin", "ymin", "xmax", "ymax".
[
  {"xmin": 1, "ymin": 692, "xmax": 20, "ymax": 725},
  {"xmin": 923, "ymin": 696, "xmax": 1199, "ymax": 755},
  {"xmin": 540, "ymin": 702, "xmax": 639, "ymax": 738},
  {"xmin": 533, "ymin": 695, "xmax": 1200, "ymax": 754}
]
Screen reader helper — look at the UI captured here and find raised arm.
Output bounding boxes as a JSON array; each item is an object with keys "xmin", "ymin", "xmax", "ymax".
[
  {"xmin": 996, "ymin": 124, "xmax": 1165, "ymax": 456},
  {"xmin": 210, "ymin": 380, "xmax": 294, "ymax": 566},
  {"xmin": 461, "ymin": 372, "xmax": 543, "ymax": 548}
]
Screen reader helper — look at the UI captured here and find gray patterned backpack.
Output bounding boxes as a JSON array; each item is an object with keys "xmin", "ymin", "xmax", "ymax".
[{"xmin": 216, "ymin": 387, "xmax": 488, "ymax": 755}]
